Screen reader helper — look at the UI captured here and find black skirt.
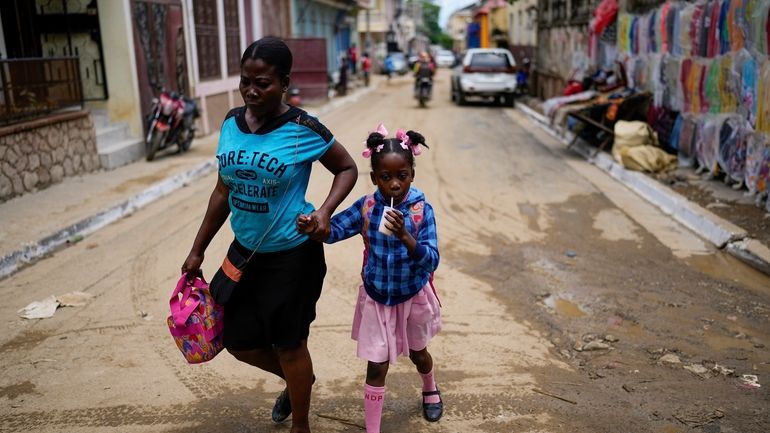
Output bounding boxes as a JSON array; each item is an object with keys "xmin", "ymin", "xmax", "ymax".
[{"xmin": 223, "ymin": 239, "xmax": 326, "ymax": 350}]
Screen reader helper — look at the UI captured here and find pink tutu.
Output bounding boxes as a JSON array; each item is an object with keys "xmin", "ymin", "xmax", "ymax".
[{"xmin": 351, "ymin": 283, "xmax": 442, "ymax": 365}]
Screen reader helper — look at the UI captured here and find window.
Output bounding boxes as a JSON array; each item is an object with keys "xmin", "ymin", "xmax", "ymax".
[
  {"xmin": 194, "ymin": 0, "xmax": 221, "ymax": 80},
  {"xmin": 223, "ymin": 0, "xmax": 240, "ymax": 76},
  {"xmin": 470, "ymin": 52, "xmax": 511, "ymax": 69}
]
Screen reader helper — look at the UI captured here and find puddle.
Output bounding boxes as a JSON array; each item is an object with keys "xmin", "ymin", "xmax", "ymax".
[
  {"xmin": 686, "ymin": 252, "xmax": 770, "ymax": 297},
  {"xmin": 543, "ymin": 295, "xmax": 586, "ymax": 318}
]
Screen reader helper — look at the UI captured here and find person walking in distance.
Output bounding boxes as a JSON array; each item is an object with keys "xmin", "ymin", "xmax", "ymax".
[
  {"xmin": 181, "ymin": 37, "xmax": 357, "ymax": 433},
  {"xmin": 362, "ymin": 52, "xmax": 372, "ymax": 87},
  {"xmin": 297, "ymin": 124, "xmax": 444, "ymax": 433}
]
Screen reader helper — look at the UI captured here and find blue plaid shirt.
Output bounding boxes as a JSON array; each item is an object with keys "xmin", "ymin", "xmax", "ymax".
[{"xmin": 326, "ymin": 187, "xmax": 439, "ymax": 305}]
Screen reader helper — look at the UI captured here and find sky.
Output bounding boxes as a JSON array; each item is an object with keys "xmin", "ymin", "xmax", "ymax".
[{"xmin": 438, "ymin": 0, "xmax": 477, "ymax": 28}]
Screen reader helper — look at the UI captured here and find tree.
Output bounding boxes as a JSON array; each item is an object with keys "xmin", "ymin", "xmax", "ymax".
[{"xmin": 409, "ymin": 0, "xmax": 453, "ymax": 48}]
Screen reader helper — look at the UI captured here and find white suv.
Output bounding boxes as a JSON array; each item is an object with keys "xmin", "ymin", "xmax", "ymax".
[{"xmin": 451, "ymin": 48, "xmax": 517, "ymax": 106}]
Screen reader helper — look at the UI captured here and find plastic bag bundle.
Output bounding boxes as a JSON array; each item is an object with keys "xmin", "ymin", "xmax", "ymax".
[
  {"xmin": 719, "ymin": 0, "xmax": 731, "ymax": 55},
  {"xmin": 757, "ymin": 60, "xmax": 770, "ymax": 135},
  {"xmin": 730, "ymin": 0, "xmax": 747, "ymax": 51},
  {"xmin": 744, "ymin": 132, "xmax": 769, "ymax": 194},
  {"xmin": 717, "ymin": 116, "xmax": 747, "ymax": 182},
  {"xmin": 749, "ymin": 0, "xmax": 770, "ymax": 55},
  {"xmin": 705, "ymin": 0, "xmax": 721, "ymax": 58},
  {"xmin": 663, "ymin": 56, "xmax": 684, "ymax": 111},
  {"xmin": 681, "ymin": 58, "xmax": 694, "ymax": 112},
  {"xmin": 756, "ymin": 146, "xmax": 770, "ymax": 194},
  {"xmin": 650, "ymin": 54, "xmax": 664, "ymax": 106},
  {"xmin": 678, "ymin": 114, "xmax": 699, "ymax": 168},
  {"xmin": 670, "ymin": 113, "xmax": 684, "ymax": 152},
  {"xmin": 737, "ymin": 50, "xmax": 757, "ymax": 126},
  {"xmin": 696, "ymin": 116, "xmax": 724, "ymax": 174},
  {"xmin": 705, "ymin": 59, "xmax": 721, "ymax": 113},
  {"xmin": 679, "ymin": 3, "xmax": 695, "ymax": 56},
  {"xmin": 719, "ymin": 55, "xmax": 739, "ymax": 113},
  {"xmin": 728, "ymin": 122, "xmax": 750, "ymax": 183}
]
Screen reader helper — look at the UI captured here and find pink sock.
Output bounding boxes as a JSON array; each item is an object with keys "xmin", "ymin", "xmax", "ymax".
[
  {"xmin": 364, "ymin": 384, "xmax": 385, "ymax": 433},
  {"xmin": 420, "ymin": 368, "xmax": 440, "ymax": 404}
]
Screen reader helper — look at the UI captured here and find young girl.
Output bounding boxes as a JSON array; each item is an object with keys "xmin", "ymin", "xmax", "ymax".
[{"xmin": 297, "ymin": 124, "xmax": 443, "ymax": 432}]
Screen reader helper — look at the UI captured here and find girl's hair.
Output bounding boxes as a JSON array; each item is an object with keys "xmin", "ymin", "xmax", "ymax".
[
  {"xmin": 240, "ymin": 37, "xmax": 293, "ymax": 78},
  {"xmin": 365, "ymin": 130, "xmax": 429, "ymax": 169}
]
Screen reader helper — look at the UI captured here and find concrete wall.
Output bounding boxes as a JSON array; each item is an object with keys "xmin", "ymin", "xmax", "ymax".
[
  {"xmin": 0, "ymin": 112, "xmax": 101, "ymax": 203},
  {"xmin": 509, "ymin": 0, "xmax": 537, "ymax": 47},
  {"xmin": 91, "ymin": 0, "xmax": 143, "ymax": 137}
]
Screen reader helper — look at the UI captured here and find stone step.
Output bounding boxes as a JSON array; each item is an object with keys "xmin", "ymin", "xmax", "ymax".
[
  {"xmin": 90, "ymin": 109, "xmax": 110, "ymax": 129},
  {"xmin": 98, "ymin": 137, "xmax": 145, "ymax": 170},
  {"xmin": 95, "ymin": 123, "xmax": 131, "ymax": 149}
]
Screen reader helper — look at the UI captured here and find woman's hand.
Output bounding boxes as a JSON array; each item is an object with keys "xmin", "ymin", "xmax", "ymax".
[{"xmin": 181, "ymin": 252, "xmax": 204, "ymax": 281}]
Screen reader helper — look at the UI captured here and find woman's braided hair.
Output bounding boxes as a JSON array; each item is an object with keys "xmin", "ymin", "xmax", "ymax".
[{"xmin": 365, "ymin": 130, "xmax": 429, "ymax": 169}]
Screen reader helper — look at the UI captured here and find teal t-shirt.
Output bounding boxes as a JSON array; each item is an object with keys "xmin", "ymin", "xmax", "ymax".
[{"xmin": 216, "ymin": 106, "xmax": 334, "ymax": 252}]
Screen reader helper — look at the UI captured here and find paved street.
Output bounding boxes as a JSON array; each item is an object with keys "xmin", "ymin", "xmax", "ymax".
[{"xmin": 1, "ymin": 71, "xmax": 769, "ymax": 432}]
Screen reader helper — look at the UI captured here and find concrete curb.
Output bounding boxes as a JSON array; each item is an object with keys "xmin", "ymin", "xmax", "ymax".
[
  {"xmin": 0, "ymin": 84, "xmax": 379, "ymax": 281},
  {"xmin": 514, "ymin": 102, "xmax": 770, "ymax": 276},
  {"xmin": 0, "ymin": 159, "xmax": 216, "ymax": 280}
]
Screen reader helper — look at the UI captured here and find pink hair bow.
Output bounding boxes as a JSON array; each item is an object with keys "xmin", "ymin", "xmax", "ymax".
[
  {"xmin": 362, "ymin": 123, "xmax": 388, "ymax": 158},
  {"xmin": 396, "ymin": 129, "xmax": 421, "ymax": 156}
]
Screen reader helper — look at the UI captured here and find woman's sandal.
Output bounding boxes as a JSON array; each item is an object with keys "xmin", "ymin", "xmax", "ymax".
[
  {"xmin": 271, "ymin": 374, "xmax": 316, "ymax": 423},
  {"xmin": 422, "ymin": 388, "xmax": 443, "ymax": 422}
]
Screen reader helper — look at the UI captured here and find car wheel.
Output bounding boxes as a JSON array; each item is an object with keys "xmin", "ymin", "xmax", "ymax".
[
  {"xmin": 504, "ymin": 94, "xmax": 515, "ymax": 107},
  {"xmin": 457, "ymin": 89, "xmax": 466, "ymax": 106}
]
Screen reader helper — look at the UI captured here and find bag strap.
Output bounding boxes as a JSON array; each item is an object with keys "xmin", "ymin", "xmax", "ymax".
[
  {"xmin": 169, "ymin": 273, "xmax": 208, "ymax": 326},
  {"xmin": 242, "ymin": 116, "xmax": 302, "ymax": 266}
]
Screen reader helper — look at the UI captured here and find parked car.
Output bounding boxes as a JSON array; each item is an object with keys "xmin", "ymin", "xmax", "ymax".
[
  {"xmin": 408, "ymin": 53, "xmax": 419, "ymax": 69},
  {"xmin": 451, "ymin": 48, "xmax": 517, "ymax": 106},
  {"xmin": 382, "ymin": 52, "xmax": 408, "ymax": 75},
  {"xmin": 435, "ymin": 49, "xmax": 456, "ymax": 68}
]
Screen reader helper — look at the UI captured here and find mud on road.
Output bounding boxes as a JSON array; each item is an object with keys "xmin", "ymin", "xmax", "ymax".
[{"xmin": 1, "ymin": 71, "xmax": 769, "ymax": 433}]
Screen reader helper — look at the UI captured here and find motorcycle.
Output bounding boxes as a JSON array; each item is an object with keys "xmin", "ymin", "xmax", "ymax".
[
  {"xmin": 145, "ymin": 90, "xmax": 199, "ymax": 161},
  {"xmin": 415, "ymin": 77, "xmax": 433, "ymax": 108}
]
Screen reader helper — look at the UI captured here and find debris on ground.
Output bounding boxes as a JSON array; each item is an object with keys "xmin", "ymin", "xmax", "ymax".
[
  {"xmin": 18, "ymin": 291, "xmax": 94, "ymax": 319},
  {"xmin": 57, "ymin": 291, "xmax": 94, "ymax": 307},
  {"xmin": 673, "ymin": 408, "xmax": 725, "ymax": 428},
  {"xmin": 659, "ymin": 353, "xmax": 682, "ymax": 365},
  {"xmin": 532, "ymin": 388, "xmax": 578, "ymax": 405},
  {"xmin": 737, "ymin": 374, "xmax": 761, "ymax": 389},
  {"xmin": 565, "ymin": 250, "xmax": 577, "ymax": 258},
  {"xmin": 17, "ymin": 296, "xmax": 59, "ymax": 319},
  {"xmin": 683, "ymin": 363, "xmax": 711, "ymax": 379}
]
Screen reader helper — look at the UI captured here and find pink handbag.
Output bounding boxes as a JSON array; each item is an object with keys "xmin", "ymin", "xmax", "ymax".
[{"xmin": 167, "ymin": 274, "xmax": 224, "ymax": 364}]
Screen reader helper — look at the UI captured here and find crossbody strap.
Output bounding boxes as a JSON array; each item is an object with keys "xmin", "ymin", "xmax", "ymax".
[{"xmin": 243, "ymin": 116, "xmax": 302, "ymax": 265}]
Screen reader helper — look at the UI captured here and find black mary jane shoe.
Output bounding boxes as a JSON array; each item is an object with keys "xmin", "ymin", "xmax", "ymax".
[
  {"xmin": 422, "ymin": 389, "xmax": 444, "ymax": 422},
  {"xmin": 271, "ymin": 375, "xmax": 316, "ymax": 424}
]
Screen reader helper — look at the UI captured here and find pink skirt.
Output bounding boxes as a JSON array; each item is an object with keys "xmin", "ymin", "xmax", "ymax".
[{"xmin": 351, "ymin": 283, "xmax": 442, "ymax": 365}]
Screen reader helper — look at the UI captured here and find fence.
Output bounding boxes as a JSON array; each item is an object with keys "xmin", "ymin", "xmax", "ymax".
[{"xmin": 0, "ymin": 57, "xmax": 83, "ymax": 125}]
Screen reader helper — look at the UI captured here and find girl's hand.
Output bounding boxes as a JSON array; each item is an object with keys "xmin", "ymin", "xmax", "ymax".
[
  {"xmin": 296, "ymin": 214, "xmax": 317, "ymax": 234},
  {"xmin": 384, "ymin": 208, "xmax": 407, "ymax": 240},
  {"xmin": 297, "ymin": 210, "xmax": 331, "ymax": 241}
]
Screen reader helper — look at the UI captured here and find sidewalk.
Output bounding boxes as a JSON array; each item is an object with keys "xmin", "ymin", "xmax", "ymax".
[
  {"xmin": 0, "ymin": 81, "xmax": 380, "ymax": 280},
  {"xmin": 511, "ymin": 101, "xmax": 770, "ymax": 276}
]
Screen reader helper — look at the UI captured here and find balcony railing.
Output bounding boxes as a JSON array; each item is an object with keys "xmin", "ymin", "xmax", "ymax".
[{"xmin": 0, "ymin": 57, "xmax": 83, "ymax": 126}]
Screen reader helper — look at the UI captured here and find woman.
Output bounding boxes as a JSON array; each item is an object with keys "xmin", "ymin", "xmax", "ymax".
[{"xmin": 181, "ymin": 37, "xmax": 357, "ymax": 433}]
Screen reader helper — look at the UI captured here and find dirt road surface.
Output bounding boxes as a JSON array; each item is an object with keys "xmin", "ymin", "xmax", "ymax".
[{"xmin": 1, "ymin": 71, "xmax": 768, "ymax": 432}]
